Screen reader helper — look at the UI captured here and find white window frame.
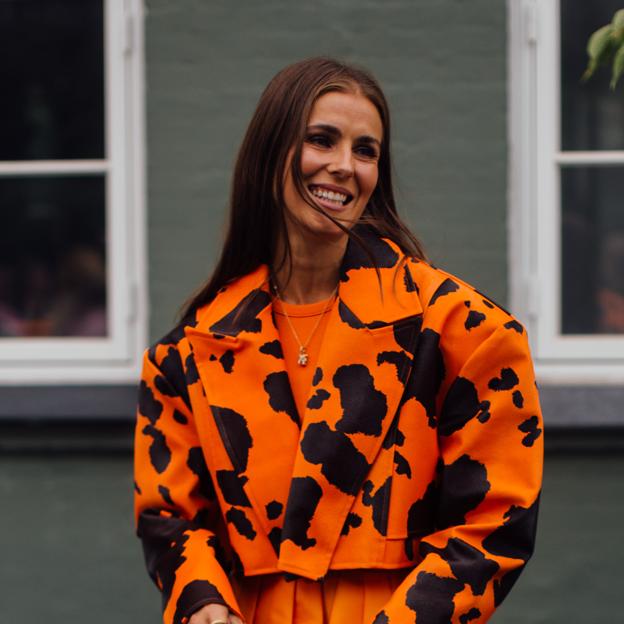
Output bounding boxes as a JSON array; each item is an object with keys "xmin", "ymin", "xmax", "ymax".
[
  {"xmin": 0, "ymin": 0, "xmax": 147, "ymax": 384},
  {"xmin": 508, "ymin": 0, "xmax": 624, "ymax": 385}
]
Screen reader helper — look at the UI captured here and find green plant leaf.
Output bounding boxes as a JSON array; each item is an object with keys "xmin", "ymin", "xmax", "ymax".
[
  {"xmin": 611, "ymin": 9, "xmax": 624, "ymax": 48},
  {"xmin": 610, "ymin": 43, "xmax": 624, "ymax": 89},
  {"xmin": 612, "ymin": 26, "xmax": 624, "ymax": 48},
  {"xmin": 611, "ymin": 8, "xmax": 624, "ymax": 29},
  {"xmin": 583, "ymin": 24, "xmax": 615, "ymax": 81},
  {"xmin": 587, "ymin": 24, "xmax": 614, "ymax": 59}
]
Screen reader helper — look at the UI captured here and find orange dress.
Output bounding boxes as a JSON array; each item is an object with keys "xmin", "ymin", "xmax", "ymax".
[{"xmin": 228, "ymin": 297, "xmax": 406, "ymax": 623}]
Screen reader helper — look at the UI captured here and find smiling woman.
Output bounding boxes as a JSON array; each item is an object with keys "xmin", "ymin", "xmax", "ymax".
[{"xmin": 133, "ymin": 57, "xmax": 543, "ymax": 624}]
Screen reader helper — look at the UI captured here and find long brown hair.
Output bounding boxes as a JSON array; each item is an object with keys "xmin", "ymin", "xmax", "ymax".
[{"xmin": 180, "ymin": 57, "xmax": 426, "ymax": 320}]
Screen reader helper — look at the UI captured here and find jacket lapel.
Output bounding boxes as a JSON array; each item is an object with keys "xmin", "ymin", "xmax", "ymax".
[
  {"xmin": 185, "ymin": 266, "xmax": 301, "ymax": 554},
  {"xmin": 278, "ymin": 233, "xmax": 423, "ymax": 579}
]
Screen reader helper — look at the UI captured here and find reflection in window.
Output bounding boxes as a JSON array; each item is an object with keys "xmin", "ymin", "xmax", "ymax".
[
  {"xmin": 0, "ymin": 0, "xmax": 104, "ymax": 161},
  {"xmin": 561, "ymin": 167, "xmax": 624, "ymax": 334},
  {"xmin": 561, "ymin": 0, "xmax": 624, "ymax": 151},
  {"xmin": 0, "ymin": 177, "xmax": 107, "ymax": 337}
]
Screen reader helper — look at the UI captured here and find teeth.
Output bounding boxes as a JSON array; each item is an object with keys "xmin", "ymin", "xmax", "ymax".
[{"xmin": 311, "ymin": 186, "xmax": 348, "ymax": 204}]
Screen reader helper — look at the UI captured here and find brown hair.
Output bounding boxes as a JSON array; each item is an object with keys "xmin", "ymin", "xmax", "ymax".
[{"xmin": 180, "ymin": 56, "xmax": 425, "ymax": 319}]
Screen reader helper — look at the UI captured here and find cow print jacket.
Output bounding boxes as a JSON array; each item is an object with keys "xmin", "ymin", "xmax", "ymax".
[{"xmin": 134, "ymin": 230, "xmax": 543, "ymax": 624}]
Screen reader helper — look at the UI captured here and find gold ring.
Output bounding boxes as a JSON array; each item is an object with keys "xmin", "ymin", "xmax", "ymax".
[{"xmin": 210, "ymin": 620, "xmax": 228, "ymax": 624}]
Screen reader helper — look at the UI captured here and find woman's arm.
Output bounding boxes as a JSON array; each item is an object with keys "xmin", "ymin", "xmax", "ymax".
[
  {"xmin": 134, "ymin": 344, "xmax": 243, "ymax": 624},
  {"xmin": 375, "ymin": 320, "xmax": 543, "ymax": 623}
]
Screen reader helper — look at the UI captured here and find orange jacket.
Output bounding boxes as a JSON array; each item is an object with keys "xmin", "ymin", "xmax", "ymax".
[{"xmin": 134, "ymin": 232, "xmax": 543, "ymax": 624}]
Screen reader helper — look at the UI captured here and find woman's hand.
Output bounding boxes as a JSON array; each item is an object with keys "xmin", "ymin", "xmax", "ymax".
[{"xmin": 188, "ymin": 603, "xmax": 244, "ymax": 624}]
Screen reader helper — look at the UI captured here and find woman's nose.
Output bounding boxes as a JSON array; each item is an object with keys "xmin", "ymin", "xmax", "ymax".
[{"xmin": 327, "ymin": 145, "xmax": 354, "ymax": 177}]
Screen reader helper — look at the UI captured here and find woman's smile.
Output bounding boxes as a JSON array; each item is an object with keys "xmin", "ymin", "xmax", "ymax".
[{"xmin": 308, "ymin": 183, "xmax": 354, "ymax": 211}]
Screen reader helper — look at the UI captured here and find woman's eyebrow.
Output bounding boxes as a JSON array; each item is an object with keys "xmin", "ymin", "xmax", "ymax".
[
  {"xmin": 306, "ymin": 123, "xmax": 381, "ymax": 146},
  {"xmin": 358, "ymin": 135, "xmax": 381, "ymax": 147}
]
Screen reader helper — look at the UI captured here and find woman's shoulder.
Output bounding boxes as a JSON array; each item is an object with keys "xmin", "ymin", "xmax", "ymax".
[
  {"xmin": 146, "ymin": 267, "xmax": 269, "ymax": 359},
  {"xmin": 146, "ymin": 271, "xmax": 266, "ymax": 364},
  {"xmin": 142, "ymin": 314, "xmax": 198, "ymax": 384},
  {"xmin": 406, "ymin": 257, "xmax": 525, "ymax": 337}
]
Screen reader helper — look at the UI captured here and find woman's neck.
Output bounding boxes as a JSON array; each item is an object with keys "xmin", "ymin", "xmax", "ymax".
[{"xmin": 272, "ymin": 232, "xmax": 346, "ymax": 304}]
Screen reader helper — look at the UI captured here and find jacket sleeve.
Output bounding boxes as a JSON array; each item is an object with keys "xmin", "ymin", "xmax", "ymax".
[
  {"xmin": 375, "ymin": 321, "xmax": 543, "ymax": 624},
  {"xmin": 134, "ymin": 346, "xmax": 242, "ymax": 624}
]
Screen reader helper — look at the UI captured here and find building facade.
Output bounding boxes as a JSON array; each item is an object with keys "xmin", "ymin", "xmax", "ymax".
[
  {"xmin": 1, "ymin": 1, "xmax": 623, "ymax": 622},
  {"xmin": 2, "ymin": 0, "xmax": 622, "ymax": 427}
]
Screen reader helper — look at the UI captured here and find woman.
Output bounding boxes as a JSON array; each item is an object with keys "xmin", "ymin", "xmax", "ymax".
[{"xmin": 134, "ymin": 57, "xmax": 543, "ymax": 624}]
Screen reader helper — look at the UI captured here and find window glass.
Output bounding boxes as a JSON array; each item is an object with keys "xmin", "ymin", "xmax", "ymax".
[
  {"xmin": 561, "ymin": 0, "xmax": 624, "ymax": 151},
  {"xmin": 561, "ymin": 167, "xmax": 624, "ymax": 334},
  {"xmin": 0, "ymin": 0, "xmax": 104, "ymax": 161},
  {"xmin": 0, "ymin": 176, "xmax": 107, "ymax": 337}
]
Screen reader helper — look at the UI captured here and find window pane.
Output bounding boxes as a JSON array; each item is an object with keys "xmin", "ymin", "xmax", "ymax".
[
  {"xmin": 0, "ymin": 176, "xmax": 107, "ymax": 337},
  {"xmin": 561, "ymin": 167, "xmax": 624, "ymax": 334},
  {"xmin": 0, "ymin": 0, "xmax": 104, "ymax": 161},
  {"xmin": 561, "ymin": 0, "xmax": 624, "ymax": 151}
]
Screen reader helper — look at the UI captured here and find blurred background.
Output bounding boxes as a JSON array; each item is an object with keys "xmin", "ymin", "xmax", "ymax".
[{"xmin": 1, "ymin": 1, "xmax": 623, "ymax": 622}]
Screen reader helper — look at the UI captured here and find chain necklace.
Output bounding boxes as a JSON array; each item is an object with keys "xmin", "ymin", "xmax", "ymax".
[{"xmin": 271, "ymin": 282, "xmax": 338, "ymax": 367}]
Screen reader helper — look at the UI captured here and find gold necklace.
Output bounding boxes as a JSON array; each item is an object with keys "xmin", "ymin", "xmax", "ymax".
[{"xmin": 272, "ymin": 283, "xmax": 338, "ymax": 367}]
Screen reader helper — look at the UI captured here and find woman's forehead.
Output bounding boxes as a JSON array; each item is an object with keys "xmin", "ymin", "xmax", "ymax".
[{"xmin": 307, "ymin": 91, "xmax": 383, "ymax": 140}]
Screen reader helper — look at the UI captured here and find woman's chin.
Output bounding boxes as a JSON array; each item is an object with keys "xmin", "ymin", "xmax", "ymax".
[
  {"xmin": 307, "ymin": 220, "xmax": 351, "ymax": 242},
  {"xmin": 288, "ymin": 213, "xmax": 351, "ymax": 242}
]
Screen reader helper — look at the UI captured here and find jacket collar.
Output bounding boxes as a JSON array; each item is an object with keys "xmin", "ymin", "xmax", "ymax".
[
  {"xmin": 193, "ymin": 227, "xmax": 423, "ymax": 337},
  {"xmin": 185, "ymin": 230, "xmax": 423, "ymax": 579}
]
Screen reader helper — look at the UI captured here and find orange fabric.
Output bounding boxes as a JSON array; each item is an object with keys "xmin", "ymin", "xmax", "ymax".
[
  {"xmin": 134, "ymin": 233, "xmax": 544, "ymax": 624},
  {"xmin": 238, "ymin": 296, "xmax": 394, "ymax": 623},
  {"xmin": 232, "ymin": 569, "xmax": 407, "ymax": 624},
  {"xmin": 272, "ymin": 296, "xmax": 335, "ymax": 421}
]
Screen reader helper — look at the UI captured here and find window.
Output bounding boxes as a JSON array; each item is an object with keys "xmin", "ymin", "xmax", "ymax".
[
  {"xmin": 0, "ymin": 0, "xmax": 146, "ymax": 383},
  {"xmin": 509, "ymin": 0, "xmax": 624, "ymax": 383}
]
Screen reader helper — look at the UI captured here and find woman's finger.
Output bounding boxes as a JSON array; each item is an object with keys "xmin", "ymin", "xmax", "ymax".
[
  {"xmin": 188, "ymin": 602, "xmax": 230, "ymax": 624},
  {"xmin": 229, "ymin": 614, "xmax": 244, "ymax": 624}
]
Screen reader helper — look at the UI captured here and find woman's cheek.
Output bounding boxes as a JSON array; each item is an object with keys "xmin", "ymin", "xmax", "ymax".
[
  {"xmin": 358, "ymin": 166, "xmax": 379, "ymax": 207},
  {"xmin": 300, "ymin": 147, "xmax": 324, "ymax": 176}
]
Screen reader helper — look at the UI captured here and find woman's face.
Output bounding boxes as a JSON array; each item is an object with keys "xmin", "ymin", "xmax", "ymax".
[{"xmin": 282, "ymin": 90, "xmax": 383, "ymax": 240}]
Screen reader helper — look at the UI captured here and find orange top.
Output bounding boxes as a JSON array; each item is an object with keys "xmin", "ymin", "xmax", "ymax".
[{"xmin": 272, "ymin": 296, "xmax": 335, "ymax": 422}]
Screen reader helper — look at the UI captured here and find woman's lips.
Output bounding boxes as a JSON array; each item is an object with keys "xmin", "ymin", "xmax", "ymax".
[
  {"xmin": 311, "ymin": 194, "xmax": 351, "ymax": 212},
  {"xmin": 307, "ymin": 184, "xmax": 354, "ymax": 212}
]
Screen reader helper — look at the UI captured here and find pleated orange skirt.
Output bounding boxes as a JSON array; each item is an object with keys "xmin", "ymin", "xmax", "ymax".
[{"xmin": 231, "ymin": 569, "xmax": 410, "ymax": 624}]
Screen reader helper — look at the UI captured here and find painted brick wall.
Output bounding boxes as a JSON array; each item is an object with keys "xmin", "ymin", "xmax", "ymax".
[
  {"xmin": 145, "ymin": 0, "xmax": 507, "ymax": 340},
  {"xmin": 3, "ymin": 452, "xmax": 621, "ymax": 622}
]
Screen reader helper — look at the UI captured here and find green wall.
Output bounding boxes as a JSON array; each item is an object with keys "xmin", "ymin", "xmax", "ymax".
[
  {"xmin": 2, "ymin": 452, "xmax": 620, "ymax": 622},
  {"xmin": 146, "ymin": 0, "xmax": 508, "ymax": 340}
]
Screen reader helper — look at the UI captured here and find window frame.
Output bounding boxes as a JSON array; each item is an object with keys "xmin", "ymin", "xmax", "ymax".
[
  {"xmin": 0, "ymin": 0, "xmax": 147, "ymax": 384},
  {"xmin": 508, "ymin": 0, "xmax": 624, "ymax": 385}
]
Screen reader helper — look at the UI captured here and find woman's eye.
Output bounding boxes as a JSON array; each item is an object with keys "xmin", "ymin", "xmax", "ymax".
[
  {"xmin": 306, "ymin": 134, "xmax": 332, "ymax": 147},
  {"xmin": 355, "ymin": 145, "xmax": 378, "ymax": 159}
]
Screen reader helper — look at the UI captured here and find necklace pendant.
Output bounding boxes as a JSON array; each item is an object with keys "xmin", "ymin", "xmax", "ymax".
[{"xmin": 297, "ymin": 346, "xmax": 309, "ymax": 367}]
